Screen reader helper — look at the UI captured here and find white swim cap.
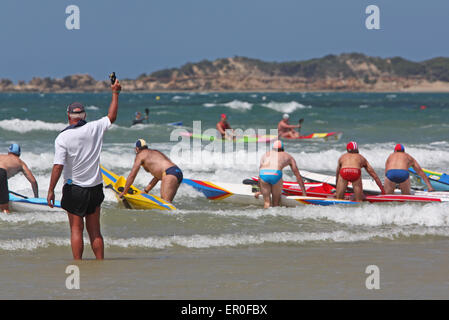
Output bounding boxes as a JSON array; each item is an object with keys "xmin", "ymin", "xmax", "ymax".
[{"xmin": 283, "ymin": 114, "xmax": 289, "ymax": 120}]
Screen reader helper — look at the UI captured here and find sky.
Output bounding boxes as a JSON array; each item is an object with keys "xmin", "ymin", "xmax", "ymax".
[{"xmin": 1, "ymin": 0, "xmax": 448, "ymax": 81}]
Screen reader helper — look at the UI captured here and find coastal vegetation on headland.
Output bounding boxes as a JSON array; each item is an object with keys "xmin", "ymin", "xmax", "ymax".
[{"xmin": 2, "ymin": 53, "xmax": 449, "ymax": 92}]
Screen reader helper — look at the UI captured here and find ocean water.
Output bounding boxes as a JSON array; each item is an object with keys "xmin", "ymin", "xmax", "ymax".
[{"xmin": 1, "ymin": 92, "xmax": 449, "ymax": 299}]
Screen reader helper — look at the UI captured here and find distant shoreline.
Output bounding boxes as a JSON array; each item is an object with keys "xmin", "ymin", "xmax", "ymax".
[
  {"xmin": 2, "ymin": 88, "xmax": 449, "ymax": 94},
  {"xmin": 2, "ymin": 53, "xmax": 449, "ymax": 93}
]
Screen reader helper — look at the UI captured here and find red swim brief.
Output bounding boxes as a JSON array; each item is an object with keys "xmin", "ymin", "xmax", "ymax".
[{"xmin": 339, "ymin": 168, "xmax": 361, "ymax": 182}]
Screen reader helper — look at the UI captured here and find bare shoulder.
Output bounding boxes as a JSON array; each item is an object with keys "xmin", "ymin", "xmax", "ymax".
[
  {"xmin": 358, "ymin": 154, "xmax": 369, "ymax": 165},
  {"xmin": 406, "ymin": 152, "xmax": 417, "ymax": 164},
  {"xmin": 338, "ymin": 153, "xmax": 347, "ymax": 162}
]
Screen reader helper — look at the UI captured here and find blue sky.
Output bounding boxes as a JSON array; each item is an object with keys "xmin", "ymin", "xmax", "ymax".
[{"xmin": 1, "ymin": 0, "xmax": 448, "ymax": 81}]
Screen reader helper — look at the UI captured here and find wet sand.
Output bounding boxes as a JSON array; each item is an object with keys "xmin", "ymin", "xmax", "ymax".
[{"xmin": 1, "ymin": 240, "xmax": 449, "ymax": 299}]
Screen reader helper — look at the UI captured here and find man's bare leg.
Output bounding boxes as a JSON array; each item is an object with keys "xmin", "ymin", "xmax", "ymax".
[
  {"xmin": 85, "ymin": 206, "xmax": 104, "ymax": 260},
  {"xmin": 399, "ymin": 179, "xmax": 411, "ymax": 195},
  {"xmin": 335, "ymin": 176, "xmax": 349, "ymax": 199},
  {"xmin": 68, "ymin": 212, "xmax": 84, "ymax": 260},
  {"xmin": 384, "ymin": 177, "xmax": 396, "ymax": 194},
  {"xmin": 271, "ymin": 179, "xmax": 283, "ymax": 207},
  {"xmin": 351, "ymin": 178, "xmax": 364, "ymax": 202},
  {"xmin": 259, "ymin": 179, "xmax": 272, "ymax": 208},
  {"xmin": 161, "ymin": 175, "xmax": 180, "ymax": 203},
  {"xmin": 0, "ymin": 203, "xmax": 10, "ymax": 214}
]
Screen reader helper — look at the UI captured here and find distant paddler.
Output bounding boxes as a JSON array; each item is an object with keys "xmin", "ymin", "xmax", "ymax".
[
  {"xmin": 335, "ymin": 141, "xmax": 385, "ymax": 201},
  {"xmin": 257, "ymin": 140, "xmax": 307, "ymax": 208},
  {"xmin": 0, "ymin": 144, "xmax": 39, "ymax": 213},
  {"xmin": 132, "ymin": 112, "xmax": 143, "ymax": 125},
  {"xmin": 119, "ymin": 139, "xmax": 183, "ymax": 203},
  {"xmin": 132, "ymin": 109, "xmax": 149, "ymax": 126},
  {"xmin": 384, "ymin": 144, "xmax": 434, "ymax": 194},
  {"xmin": 216, "ymin": 113, "xmax": 235, "ymax": 140},
  {"xmin": 278, "ymin": 114, "xmax": 302, "ymax": 139}
]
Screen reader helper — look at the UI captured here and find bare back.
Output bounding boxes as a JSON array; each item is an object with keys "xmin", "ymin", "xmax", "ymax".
[
  {"xmin": 260, "ymin": 150, "xmax": 294, "ymax": 171},
  {"xmin": 385, "ymin": 152, "xmax": 414, "ymax": 171},
  {"xmin": 138, "ymin": 149, "xmax": 176, "ymax": 179},
  {"xmin": 338, "ymin": 153, "xmax": 367, "ymax": 170},
  {"xmin": 0, "ymin": 154, "xmax": 25, "ymax": 178}
]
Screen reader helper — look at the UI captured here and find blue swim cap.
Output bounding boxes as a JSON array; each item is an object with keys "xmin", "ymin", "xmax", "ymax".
[{"xmin": 8, "ymin": 144, "xmax": 21, "ymax": 156}]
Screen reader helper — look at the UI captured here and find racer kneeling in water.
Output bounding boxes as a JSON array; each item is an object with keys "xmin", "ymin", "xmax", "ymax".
[
  {"xmin": 119, "ymin": 139, "xmax": 183, "ymax": 203},
  {"xmin": 384, "ymin": 144, "xmax": 434, "ymax": 194},
  {"xmin": 257, "ymin": 140, "xmax": 307, "ymax": 208},
  {"xmin": 335, "ymin": 141, "xmax": 385, "ymax": 201},
  {"xmin": 0, "ymin": 144, "xmax": 39, "ymax": 214}
]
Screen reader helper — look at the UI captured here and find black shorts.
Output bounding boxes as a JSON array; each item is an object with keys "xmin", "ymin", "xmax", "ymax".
[
  {"xmin": 61, "ymin": 183, "xmax": 104, "ymax": 217},
  {"xmin": 0, "ymin": 168, "xmax": 8, "ymax": 205}
]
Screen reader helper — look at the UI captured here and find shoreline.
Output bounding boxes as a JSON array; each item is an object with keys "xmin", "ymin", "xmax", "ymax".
[{"xmin": 1, "ymin": 88, "xmax": 449, "ymax": 94}]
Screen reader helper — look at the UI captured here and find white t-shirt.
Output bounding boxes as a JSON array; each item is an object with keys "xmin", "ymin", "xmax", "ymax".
[{"xmin": 53, "ymin": 116, "xmax": 111, "ymax": 187}]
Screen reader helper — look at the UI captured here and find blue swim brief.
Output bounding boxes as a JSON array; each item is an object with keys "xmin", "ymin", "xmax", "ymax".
[
  {"xmin": 386, "ymin": 169, "xmax": 410, "ymax": 184},
  {"xmin": 164, "ymin": 165, "xmax": 183, "ymax": 184},
  {"xmin": 259, "ymin": 169, "xmax": 283, "ymax": 185}
]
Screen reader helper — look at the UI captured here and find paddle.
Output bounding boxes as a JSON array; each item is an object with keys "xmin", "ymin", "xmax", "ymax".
[
  {"xmin": 105, "ymin": 184, "xmax": 132, "ymax": 209},
  {"xmin": 298, "ymin": 118, "xmax": 304, "ymax": 133},
  {"xmin": 145, "ymin": 108, "xmax": 149, "ymax": 123},
  {"xmin": 9, "ymin": 190, "xmax": 29, "ymax": 199}
]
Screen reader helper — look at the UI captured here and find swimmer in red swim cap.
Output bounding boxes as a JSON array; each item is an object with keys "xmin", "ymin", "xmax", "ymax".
[{"xmin": 335, "ymin": 141, "xmax": 385, "ymax": 201}]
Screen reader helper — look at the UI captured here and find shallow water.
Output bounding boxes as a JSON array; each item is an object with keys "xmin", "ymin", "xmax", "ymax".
[{"xmin": 1, "ymin": 92, "xmax": 448, "ymax": 299}]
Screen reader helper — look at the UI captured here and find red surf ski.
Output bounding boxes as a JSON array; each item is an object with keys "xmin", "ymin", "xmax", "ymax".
[{"xmin": 252, "ymin": 177, "xmax": 443, "ymax": 203}]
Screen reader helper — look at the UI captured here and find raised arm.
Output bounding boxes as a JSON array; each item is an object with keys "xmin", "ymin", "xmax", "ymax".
[
  {"xmin": 107, "ymin": 80, "xmax": 122, "ymax": 123},
  {"xmin": 411, "ymin": 157, "xmax": 435, "ymax": 192},
  {"xmin": 363, "ymin": 159, "xmax": 385, "ymax": 194},
  {"xmin": 21, "ymin": 161, "xmax": 39, "ymax": 198},
  {"xmin": 289, "ymin": 156, "xmax": 307, "ymax": 196}
]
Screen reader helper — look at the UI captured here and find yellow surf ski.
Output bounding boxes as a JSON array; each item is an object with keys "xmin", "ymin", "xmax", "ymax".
[{"xmin": 100, "ymin": 165, "xmax": 176, "ymax": 211}]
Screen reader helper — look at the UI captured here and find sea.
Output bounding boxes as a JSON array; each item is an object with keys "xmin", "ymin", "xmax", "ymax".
[{"xmin": 1, "ymin": 91, "xmax": 449, "ymax": 299}]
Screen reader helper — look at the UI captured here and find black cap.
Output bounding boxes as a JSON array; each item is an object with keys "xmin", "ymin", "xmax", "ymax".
[{"xmin": 67, "ymin": 102, "xmax": 85, "ymax": 114}]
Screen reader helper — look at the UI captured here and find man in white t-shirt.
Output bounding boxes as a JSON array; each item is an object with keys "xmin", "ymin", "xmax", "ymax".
[{"xmin": 47, "ymin": 79, "xmax": 121, "ymax": 260}]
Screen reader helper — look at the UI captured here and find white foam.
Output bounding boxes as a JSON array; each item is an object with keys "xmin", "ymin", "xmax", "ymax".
[
  {"xmin": 223, "ymin": 100, "xmax": 253, "ymax": 111},
  {"xmin": 172, "ymin": 95, "xmax": 190, "ymax": 101},
  {"xmin": 0, "ymin": 119, "xmax": 66, "ymax": 133},
  {"xmin": 2, "ymin": 227, "xmax": 449, "ymax": 251},
  {"xmin": 178, "ymin": 202, "xmax": 449, "ymax": 227},
  {"xmin": 261, "ymin": 101, "xmax": 312, "ymax": 113},
  {"xmin": 0, "ymin": 212, "xmax": 66, "ymax": 225},
  {"xmin": 203, "ymin": 100, "xmax": 253, "ymax": 111}
]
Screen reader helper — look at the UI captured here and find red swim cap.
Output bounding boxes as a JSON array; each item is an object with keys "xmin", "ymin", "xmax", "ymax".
[
  {"xmin": 346, "ymin": 141, "xmax": 358, "ymax": 152},
  {"xmin": 394, "ymin": 143, "xmax": 405, "ymax": 152},
  {"xmin": 220, "ymin": 113, "xmax": 227, "ymax": 119}
]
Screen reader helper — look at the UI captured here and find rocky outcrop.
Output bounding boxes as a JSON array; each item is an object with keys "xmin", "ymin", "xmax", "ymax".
[{"xmin": 2, "ymin": 53, "xmax": 449, "ymax": 92}]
